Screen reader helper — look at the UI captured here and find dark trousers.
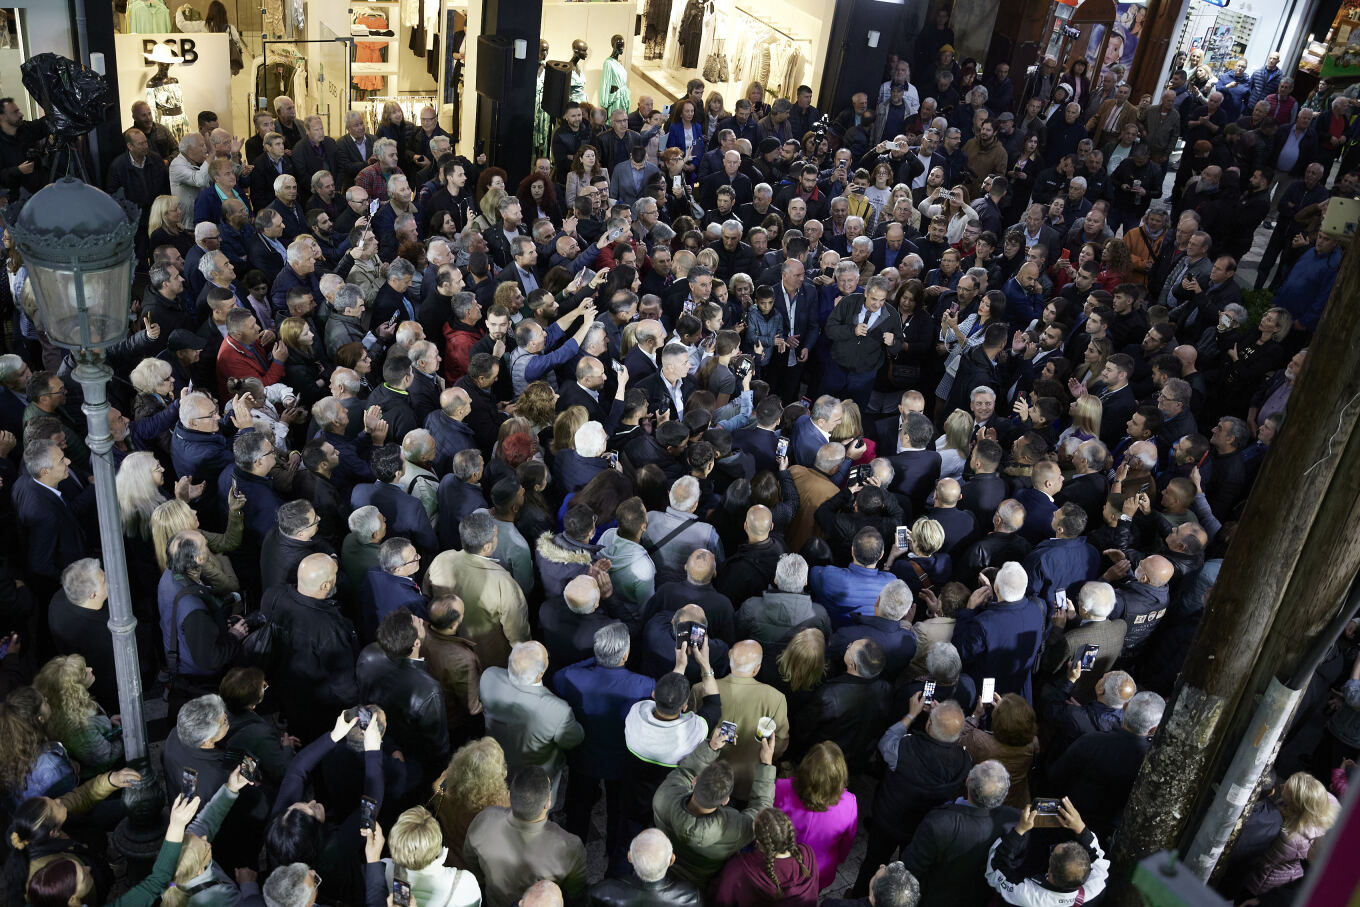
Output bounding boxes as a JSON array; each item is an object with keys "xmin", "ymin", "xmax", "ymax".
[
  {"xmin": 766, "ymin": 355, "xmax": 808, "ymax": 406},
  {"xmin": 564, "ymin": 770, "xmax": 624, "ymax": 855},
  {"xmin": 820, "ymin": 359, "xmax": 877, "ymax": 410},
  {"xmin": 852, "ymin": 822, "xmax": 910, "ymax": 896}
]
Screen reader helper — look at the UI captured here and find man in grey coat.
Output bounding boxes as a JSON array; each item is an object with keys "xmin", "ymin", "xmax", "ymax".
[
  {"xmin": 480, "ymin": 641, "xmax": 585, "ymax": 799},
  {"xmin": 736, "ymin": 554, "xmax": 832, "ymax": 648},
  {"xmin": 643, "ymin": 476, "xmax": 725, "ymax": 584}
]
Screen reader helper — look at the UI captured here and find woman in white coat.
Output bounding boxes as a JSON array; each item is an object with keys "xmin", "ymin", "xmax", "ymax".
[{"xmin": 384, "ymin": 806, "xmax": 482, "ymax": 907}]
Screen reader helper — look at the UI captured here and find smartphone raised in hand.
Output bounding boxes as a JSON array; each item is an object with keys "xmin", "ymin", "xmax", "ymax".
[
  {"xmin": 359, "ymin": 795, "xmax": 378, "ymax": 830},
  {"xmin": 1080, "ymin": 644, "xmax": 1100, "ymax": 670},
  {"xmin": 718, "ymin": 720, "xmax": 738, "ymax": 744},
  {"xmin": 922, "ymin": 680, "xmax": 937, "ymax": 705},
  {"xmin": 776, "ymin": 437, "xmax": 790, "ymax": 458},
  {"xmin": 1032, "ymin": 797, "xmax": 1064, "ymax": 827},
  {"xmin": 980, "ymin": 677, "xmax": 995, "ymax": 704},
  {"xmin": 392, "ymin": 879, "xmax": 411, "ymax": 907},
  {"xmin": 181, "ymin": 767, "xmax": 198, "ymax": 800},
  {"xmin": 895, "ymin": 525, "xmax": 911, "ymax": 549}
]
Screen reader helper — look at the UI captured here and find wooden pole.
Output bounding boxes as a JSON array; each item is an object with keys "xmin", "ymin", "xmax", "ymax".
[{"xmin": 1107, "ymin": 241, "xmax": 1360, "ymax": 897}]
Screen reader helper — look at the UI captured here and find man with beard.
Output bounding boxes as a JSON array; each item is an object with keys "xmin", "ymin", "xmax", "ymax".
[{"xmin": 962, "ymin": 120, "xmax": 1007, "ymax": 197}]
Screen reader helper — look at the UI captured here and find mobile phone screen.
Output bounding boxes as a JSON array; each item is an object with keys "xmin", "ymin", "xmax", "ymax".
[
  {"xmin": 980, "ymin": 677, "xmax": 995, "ymax": 703},
  {"xmin": 181, "ymin": 768, "xmax": 198, "ymax": 799},
  {"xmin": 776, "ymin": 437, "xmax": 790, "ymax": 458},
  {"xmin": 896, "ymin": 526, "xmax": 910, "ymax": 548},
  {"xmin": 922, "ymin": 680, "xmax": 936, "ymax": 704}
]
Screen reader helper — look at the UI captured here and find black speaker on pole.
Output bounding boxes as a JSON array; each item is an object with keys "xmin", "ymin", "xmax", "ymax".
[
  {"xmin": 541, "ymin": 61, "xmax": 573, "ymax": 119},
  {"xmin": 476, "ymin": 35, "xmax": 513, "ymax": 99}
]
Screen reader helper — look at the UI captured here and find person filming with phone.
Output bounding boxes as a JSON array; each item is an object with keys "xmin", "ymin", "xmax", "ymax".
[{"xmin": 984, "ymin": 796, "xmax": 1110, "ymax": 905}]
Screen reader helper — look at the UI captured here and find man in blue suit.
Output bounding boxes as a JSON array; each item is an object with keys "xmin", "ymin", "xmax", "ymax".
[
  {"xmin": 951, "ymin": 561, "xmax": 1046, "ymax": 702},
  {"xmin": 810, "ymin": 528, "xmax": 897, "ymax": 628},
  {"xmin": 352, "ymin": 444, "xmax": 440, "ymax": 556},
  {"xmin": 1022, "ymin": 502, "xmax": 1100, "ymax": 614},
  {"xmin": 217, "ymin": 431, "xmax": 285, "ymax": 589},
  {"xmin": 886, "ymin": 412, "xmax": 942, "ymax": 517},
  {"xmin": 436, "ymin": 449, "xmax": 489, "ymax": 550},
  {"xmin": 14, "ymin": 439, "xmax": 87, "ymax": 587},
  {"xmin": 361, "ymin": 537, "xmax": 429, "ymax": 641},
  {"xmin": 1013, "ymin": 460, "xmax": 1063, "ymax": 545},
  {"xmin": 552, "ymin": 619, "xmax": 654, "ymax": 857},
  {"xmin": 767, "ymin": 258, "xmax": 820, "ymax": 404},
  {"xmin": 732, "ymin": 396, "xmax": 785, "ymax": 474},
  {"xmin": 791, "ymin": 396, "xmax": 858, "ymax": 486}
]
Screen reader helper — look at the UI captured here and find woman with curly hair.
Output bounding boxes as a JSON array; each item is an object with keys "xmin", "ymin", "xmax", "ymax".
[
  {"xmin": 566, "ymin": 145, "xmax": 605, "ymax": 208},
  {"xmin": 32, "ymin": 658, "xmax": 121, "ymax": 781},
  {"xmin": 713, "ymin": 807, "xmax": 818, "ymax": 905},
  {"xmin": 430, "ymin": 737, "xmax": 510, "ymax": 869},
  {"xmin": 516, "ymin": 172, "xmax": 564, "ymax": 228},
  {"xmin": 0, "ymin": 688, "xmax": 77, "ymax": 809},
  {"xmin": 960, "ymin": 692, "xmax": 1040, "ymax": 809},
  {"xmin": 1098, "ymin": 238, "xmax": 1133, "ymax": 290},
  {"xmin": 474, "ymin": 166, "xmax": 508, "ymax": 205},
  {"xmin": 774, "ymin": 742, "xmax": 857, "ymax": 890}
]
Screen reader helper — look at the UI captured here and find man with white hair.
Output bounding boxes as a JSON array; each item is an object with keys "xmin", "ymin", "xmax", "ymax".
[
  {"xmin": 170, "ymin": 132, "xmax": 213, "ymax": 222},
  {"xmin": 951, "ymin": 561, "xmax": 1046, "ymax": 700},
  {"xmin": 587, "ymin": 828, "xmax": 701, "ymax": 906},
  {"xmin": 479, "ymin": 639, "xmax": 585, "ymax": 799},
  {"xmin": 828, "ymin": 578, "xmax": 918, "ymax": 683},
  {"xmin": 735, "ymin": 553, "xmax": 831, "ymax": 647},
  {"xmin": 427, "ymin": 511, "xmax": 530, "ymax": 668},
  {"xmin": 267, "ymin": 173, "xmax": 306, "ymax": 242},
  {"xmin": 538, "ymin": 574, "xmax": 614, "ymax": 670},
  {"xmin": 552, "ymin": 621, "xmax": 654, "ymax": 858},
  {"xmin": 1040, "ymin": 668, "xmax": 1137, "ymax": 757},
  {"xmin": 901, "ymin": 759, "xmax": 1018, "ymax": 905},
  {"xmin": 643, "ymin": 476, "xmax": 725, "ymax": 584},
  {"xmin": 1040, "ymin": 580, "xmax": 1127, "ymax": 702},
  {"xmin": 1050, "ymin": 690, "xmax": 1166, "ymax": 840}
]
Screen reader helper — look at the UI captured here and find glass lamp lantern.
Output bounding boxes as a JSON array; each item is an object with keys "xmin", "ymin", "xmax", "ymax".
[{"xmin": 4, "ymin": 177, "xmax": 138, "ymax": 352}]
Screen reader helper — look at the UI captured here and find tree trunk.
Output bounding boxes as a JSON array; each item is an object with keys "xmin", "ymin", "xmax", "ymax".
[{"xmin": 1108, "ymin": 242, "xmax": 1360, "ymax": 898}]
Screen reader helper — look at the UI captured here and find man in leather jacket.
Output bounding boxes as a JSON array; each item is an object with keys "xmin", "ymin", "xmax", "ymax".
[
  {"xmin": 586, "ymin": 828, "xmax": 702, "ymax": 907},
  {"xmin": 355, "ymin": 606, "xmax": 450, "ymax": 780}
]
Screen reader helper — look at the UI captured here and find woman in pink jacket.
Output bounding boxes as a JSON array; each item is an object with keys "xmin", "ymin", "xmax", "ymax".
[
  {"xmin": 771, "ymin": 742, "xmax": 858, "ymax": 890},
  {"xmin": 1242, "ymin": 771, "xmax": 1339, "ymax": 899}
]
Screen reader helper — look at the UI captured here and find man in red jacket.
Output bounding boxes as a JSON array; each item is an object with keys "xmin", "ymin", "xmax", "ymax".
[
  {"xmin": 442, "ymin": 293, "xmax": 485, "ymax": 384},
  {"xmin": 215, "ymin": 306, "xmax": 287, "ymax": 399}
]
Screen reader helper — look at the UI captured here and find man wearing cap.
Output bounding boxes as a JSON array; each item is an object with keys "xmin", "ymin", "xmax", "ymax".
[{"xmin": 160, "ymin": 330, "xmax": 207, "ymax": 394}]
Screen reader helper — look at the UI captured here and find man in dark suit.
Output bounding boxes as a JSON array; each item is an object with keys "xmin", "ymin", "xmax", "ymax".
[
  {"xmin": 352, "ymin": 446, "xmax": 440, "ymax": 557},
  {"xmin": 332, "ymin": 113, "xmax": 374, "ymax": 189},
  {"xmin": 870, "ymin": 224, "xmax": 919, "ymax": 272},
  {"xmin": 698, "ymin": 150, "xmax": 754, "ymax": 211},
  {"xmin": 901, "ymin": 761, "xmax": 1020, "ymax": 906},
  {"xmin": 822, "ymin": 277, "xmax": 903, "ymax": 409},
  {"xmin": 248, "ymin": 132, "xmax": 299, "ymax": 212},
  {"xmin": 732, "ymin": 396, "xmax": 785, "ymax": 475},
  {"xmin": 1093, "ymin": 354, "xmax": 1138, "ymax": 449},
  {"xmin": 266, "ymin": 174, "xmax": 308, "ymax": 244},
  {"xmin": 455, "ymin": 354, "xmax": 509, "ymax": 451},
  {"xmin": 14, "ymin": 439, "xmax": 87, "ymax": 588},
  {"xmin": 886, "ymin": 412, "xmax": 942, "ymax": 517},
  {"xmin": 1013, "ymin": 460, "xmax": 1063, "ymax": 546},
  {"xmin": 246, "ymin": 209, "xmax": 287, "ymax": 283},
  {"xmin": 635, "ymin": 344, "xmax": 696, "ymax": 421},
  {"xmin": 958, "ymin": 440, "xmax": 1007, "ymax": 528},
  {"xmin": 1009, "ymin": 204, "xmax": 1063, "ymax": 270},
  {"xmin": 290, "ymin": 116, "xmax": 337, "ymax": 203},
  {"xmin": 556, "ymin": 356, "xmax": 624, "ymax": 433},
  {"xmin": 767, "ymin": 259, "xmax": 820, "ymax": 404}
]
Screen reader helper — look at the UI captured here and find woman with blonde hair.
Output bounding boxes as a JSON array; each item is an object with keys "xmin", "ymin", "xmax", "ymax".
[
  {"xmin": 550, "ymin": 405, "xmax": 588, "ymax": 456},
  {"xmin": 713, "ymin": 807, "xmax": 818, "ymax": 905},
  {"xmin": 431, "ymin": 737, "xmax": 511, "ymax": 869},
  {"xmin": 960, "ymin": 693, "xmax": 1040, "ymax": 808},
  {"xmin": 148, "ymin": 195, "xmax": 192, "ymax": 257},
  {"xmin": 151, "ymin": 498, "xmax": 243, "ymax": 594},
  {"xmin": 492, "ymin": 280, "xmax": 523, "ymax": 316},
  {"xmin": 885, "ymin": 517, "xmax": 951, "ymax": 587},
  {"xmin": 469, "ymin": 185, "xmax": 507, "ymax": 233},
  {"xmin": 745, "ymin": 81, "xmax": 770, "ymax": 120},
  {"xmin": 1073, "ymin": 336, "xmax": 1113, "ymax": 389},
  {"xmin": 279, "ymin": 316, "xmax": 328, "ymax": 406},
  {"xmin": 704, "ymin": 92, "xmax": 729, "ymax": 143},
  {"xmin": 1058, "ymin": 394, "xmax": 1104, "ymax": 457},
  {"xmin": 383, "ymin": 806, "xmax": 481, "ymax": 907},
  {"xmin": 116, "ymin": 451, "xmax": 174, "ymax": 540},
  {"xmin": 776, "ymin": 628, "xmax": 826, "ymax": 714},
  {"xmin": 935, "ymin": 409, "xmax": 974, "ymax": 480},
  {"xmin": 829, "ymin": 400, "xmax": 874, "ymax": 464},
  {"xmin": 147, "ymin": 764, "xmax": 250, "ymax": 907},
  {"xmin": 33, "ymin": 658, "xmax": 122, "ymax": 780},
  {"xmin": 774, "ymin": 742, "xmax": 857, "ymax": 889},
  {"xmin": 1244, "ymin": 772, "xmax": 1340, "ymax": 898}
]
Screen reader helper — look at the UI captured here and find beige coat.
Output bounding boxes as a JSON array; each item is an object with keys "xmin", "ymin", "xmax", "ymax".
[
  {"xmin": 425, "ymin": 549, "xmax": 529, "ymax": 669},
  {"xmin": 463, "ymin": 808, "xmax": 587, "ymax": 907},
  {"xmin": 691, "ymin": 674, "xmax": 788, "ymax": 800}
]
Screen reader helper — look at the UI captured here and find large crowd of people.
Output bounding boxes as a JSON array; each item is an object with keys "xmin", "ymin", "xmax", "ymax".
[{"xmin": 0, "ymin": 12, "xmax": 1350, "ymax": 907}]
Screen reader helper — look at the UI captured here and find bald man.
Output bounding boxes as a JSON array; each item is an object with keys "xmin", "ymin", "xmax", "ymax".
[
  {"xmin": 927, "ymin": 477, "xmax": 978, "ymax": 555},
  {"xmin": 480, "ymin": 640, "xmax": 585, "ymax": 799},
  {"xmin": 422, "ymin": 593, "xmax": 483, "ymax": 746},
  {"xmin": 853, "ymin": 694, "xmax": 972, "ymax": 896},
  {"xmin": 259, "ymin": 552, "xmax": 360, "ymax": 739},
  {"xmin": 538, "ymin": 574, "xmax": 614, "ymax": 669},
  {"xmin": 519, "ymin": 880, "xmax": 564, "ymax": 907},
  {"xmin": 1105, "ymin": 554, "xmax": 1173, "ymax": 661},
  {"xmin": 426, "ymin": 386, "xmax": 476, "ymax": 472},
  {"xmin": 691, "ymin": 639, "xmax": 788, "ymax": 800},
  {"xmin": 714, "ymin": 506, "xmax": 783, "ymax": 607},
  {"xmin": 645, "ymin": 549, "xmax": 737, "ymax": 644},
  {"xmin": 641, "ymin": 601, "xmax": 732, "ymax": 682}
]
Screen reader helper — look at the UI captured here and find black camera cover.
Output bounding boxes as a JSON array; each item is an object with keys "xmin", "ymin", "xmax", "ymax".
[{"xmin": 22, "ymin": 53, "xmax": 115, "ymax": 138}]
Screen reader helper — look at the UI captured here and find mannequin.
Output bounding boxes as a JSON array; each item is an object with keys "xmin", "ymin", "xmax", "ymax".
[
  {"xmin": 600, "ymin": 34, "xmax": 631, "ymax": 117},
  {"xmin": 534, "ymin": 39, "xmax": 552, "ymax": 159},
  {"xmin": 569, "ymin": 39, "xmax": 588, "ymax": 103},
  {"xmin": 144, "ymin": 44, "xmax": 190, "ymax": 141}
]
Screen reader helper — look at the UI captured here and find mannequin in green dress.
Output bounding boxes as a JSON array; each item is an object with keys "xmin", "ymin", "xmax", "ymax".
[
  {"xmin": 600, "ymin": 34, "xmax": 631, "ymax": 117},
  {"xmin": 534, "ymin": 39, "xmax": 552, "ymax": 159}
]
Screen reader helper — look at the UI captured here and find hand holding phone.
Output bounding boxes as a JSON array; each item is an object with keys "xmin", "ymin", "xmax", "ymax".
[{"xmin": 980, "ymin": 677, "xmax": 995, "ymax": 704}]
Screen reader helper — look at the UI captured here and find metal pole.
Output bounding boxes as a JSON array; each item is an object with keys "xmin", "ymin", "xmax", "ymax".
[{"xmin": 72, "ymin": 356, "xmax": 148, "ymax": 763}]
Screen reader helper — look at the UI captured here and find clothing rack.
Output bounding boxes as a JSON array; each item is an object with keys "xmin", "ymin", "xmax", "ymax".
[
  {"xmin": 732, "ymin": 5, "xmax": 810, "ymax": 45},
  {"xmin": 361, "ymin": 94, "xmax": 439, "ymax": 131}
]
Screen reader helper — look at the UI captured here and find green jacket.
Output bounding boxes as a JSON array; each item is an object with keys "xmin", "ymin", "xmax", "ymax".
[
  {"xmin": 651, "ymin": 741, "xmax": 774, "ymax": 884},
  {"xmin": 109, "ymin": 838, "xmax": 183, "ymax": 907}
]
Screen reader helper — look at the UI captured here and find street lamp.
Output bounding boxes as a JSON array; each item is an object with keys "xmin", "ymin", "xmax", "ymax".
[{"xmin": 4, "ymin": 177, "xmax": 161, "ymax": 858}]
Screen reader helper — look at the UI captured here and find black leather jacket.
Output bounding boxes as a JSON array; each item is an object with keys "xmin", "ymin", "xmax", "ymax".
[
  {"xmin": 355, "ymin": 643, "xmax": 450, "ymax": 768},
  {"xmin": 587, "ymin": 874, "xmax": 703, "ymax": 907}
]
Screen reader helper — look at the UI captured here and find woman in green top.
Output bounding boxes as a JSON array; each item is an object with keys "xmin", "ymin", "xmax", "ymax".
[{"xmin": 25, "ymin": 793, "xmax": 200, "ymax": 907}]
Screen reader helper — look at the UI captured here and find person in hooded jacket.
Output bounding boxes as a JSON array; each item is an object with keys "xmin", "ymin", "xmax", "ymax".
[{"xmin": 713, "ymin": 807, "xmax": 819, "ymax": 907}]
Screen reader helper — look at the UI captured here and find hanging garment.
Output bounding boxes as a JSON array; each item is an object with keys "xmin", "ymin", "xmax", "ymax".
[
  {"xmin": 601, "ymin": 55, "xmax": 631, "ymax": 116},
  {"xmin": 644, "ymin": 0, "xmax": 672, "ymax": 60},
  {"xmin": 534, "ymin": 67, "xmax": 551, "ymax": 159},
  {"xmin": 354, "ymin": 11, "xmax": 389, "ymax": 91},
  {"xmin": 677, "ymin": 0, "xmax": 705, "ymax": 69},
  {"xmin": 127, "ymin": 0, "xmax": 170, "ymax": 33},
  {"xmin": 570, "ymin": 66, "xmax": 587, "ymax": 103}
]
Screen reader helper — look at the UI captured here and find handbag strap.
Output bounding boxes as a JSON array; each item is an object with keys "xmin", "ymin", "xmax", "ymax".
[{"xmin": 643, "ymin": 514, "xmax": 697, "ymax": 555}]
